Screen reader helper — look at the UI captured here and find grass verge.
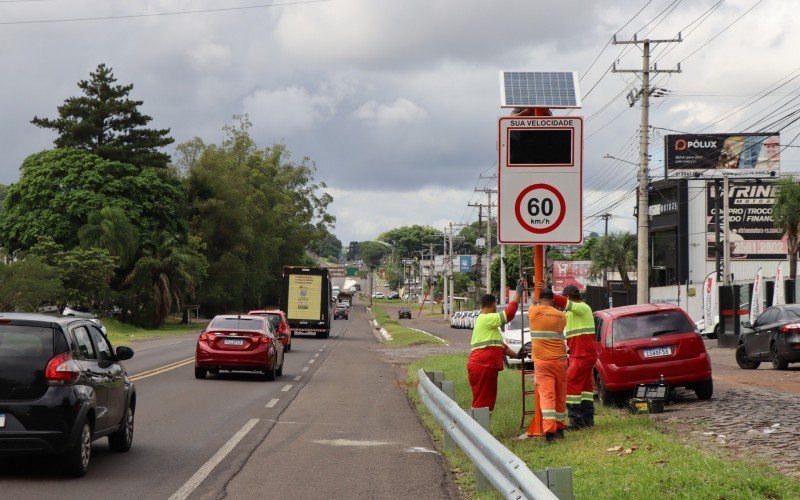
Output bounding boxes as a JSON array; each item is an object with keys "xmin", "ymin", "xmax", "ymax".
[
  {"xmin": 408, "ymin": 354, "xmax": 800, "ymax": 500},
  {"xmin": 104, "ymin": 318, "xmax": 200, "ymax": 344},
  {"xmin": 371, "ymin": 305, "xmax": 445, "ymax": 347}
]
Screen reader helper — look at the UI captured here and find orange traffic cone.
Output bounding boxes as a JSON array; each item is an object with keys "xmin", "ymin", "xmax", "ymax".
[{"xmin": 526, "ymin": 384, "xmax": 544, "ymax": 437}]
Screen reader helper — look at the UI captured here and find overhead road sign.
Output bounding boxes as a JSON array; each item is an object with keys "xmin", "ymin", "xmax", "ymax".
[
  {"xmin": 665, "ymin": 133, "xmax": 780, "ymax": 178},
  {"xmin": 498, "ymin": 116, "xmax": 583, "ymax": 244},
  {"xmin": 327, "ymin": 267, "xmax": 345, "ymax": 277},
  {"xmin": 499, "ymin": 71, "xmax": 581, "ymax": 109}
]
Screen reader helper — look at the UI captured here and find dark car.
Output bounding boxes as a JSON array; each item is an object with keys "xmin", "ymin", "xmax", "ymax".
[
  {"xmin": 387, "ymin": 292, "xmax": 400, "ymax": 300},
  {"xmin": 333, "ymin": 305, "xmax": 349, "ymax": 320},
  {"xmin": 249, "ymin": 310, "xmax": 293, "ymax": 352},
  {"xmin": 594, "ymin": 304, "xmax": 713, "ymax": 405},
  {"xmin": 398, "ymin": 308, "xmax": 412, "ymax": 319},
  {"xmin": 737, "ymin": 304, "xmax": 800, "ymax": 370},
  {"xmin": 0, "ymin": 313, "xmax": 136, "ymax": 477},
  {"xmin": 195, "ymin": 315, "xmax": 285, "ymax": 380}
]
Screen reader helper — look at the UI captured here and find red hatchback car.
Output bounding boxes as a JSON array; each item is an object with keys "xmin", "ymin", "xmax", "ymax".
[
  {"xmin": 195, "ymin": 315, "xmax": 285, "ymax": 380},
  {"xmin": 249, "ymin": 309, "xmax": 292, "ymax": 352},
  {"xmin": 593, "ymin": 304, "xmax": 713, "ymax": 405}
]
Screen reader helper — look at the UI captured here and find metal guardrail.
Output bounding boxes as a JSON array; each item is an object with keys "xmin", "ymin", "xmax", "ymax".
[{"xmin": 417, "ymin": 369, "xmax": 570, "ymax": 500}]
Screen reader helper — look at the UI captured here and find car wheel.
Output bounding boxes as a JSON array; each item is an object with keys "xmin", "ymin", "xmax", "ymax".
[
  {"xmin": 735, "ymin": 344, "xmax": 760, "ymax": 369},
  {"xmin": 108, "ymin": 406, "xmax": 134, "ymax": 452},
  {"xmin": 707, "ymin": 323, "xmax": 720, "ymax": 340},
  {"xmin": 693, "ymin": 379, "xmax": 713, "ymax": 400},
  {"xmin": 771, "ymin": 343, "xmax": 789, "ymax": 370},
  {"xmin": 595, "ymin": 372, "xmax": 621, "ymax": 407},
  {"xmin": 194, "ymin": 367, "xmax": 207, "ymax": 379},
  {"xmin": 63, "ymin": 419, "xmax": 92, "ymax": 477},
  {"xmin": 264, "ymin": 361, "xmax": 277, "ymax": 381},
  {"xmin": 286, "ymin": 341, "xmax": 291, "ymax": 353}
]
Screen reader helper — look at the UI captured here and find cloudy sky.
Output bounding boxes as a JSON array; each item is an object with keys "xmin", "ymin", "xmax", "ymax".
[{"xmin": 1, "ymin": 0, "xmax": 798, "ymax": 245}]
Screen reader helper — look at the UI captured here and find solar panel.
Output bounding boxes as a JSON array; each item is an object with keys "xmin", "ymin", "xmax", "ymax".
[{"xmin": 499, "ymin": 71, "xmax": 582, "ymax": 109}]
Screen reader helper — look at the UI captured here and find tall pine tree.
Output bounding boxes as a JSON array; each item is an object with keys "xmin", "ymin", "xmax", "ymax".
[{"xmin": 32, "ymin": 63, "xmax": 173, "ymax": 168}]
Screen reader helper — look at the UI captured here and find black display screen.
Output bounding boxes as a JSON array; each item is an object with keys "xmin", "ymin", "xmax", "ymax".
[{"xmin": 509, "ymin": 129, "xmax": 573, "ymax": 165}]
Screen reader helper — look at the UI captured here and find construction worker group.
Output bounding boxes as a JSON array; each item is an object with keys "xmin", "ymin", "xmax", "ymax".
[{"xmin": 467, "ymin": 282, "xmax": 597, "ymax": 443}]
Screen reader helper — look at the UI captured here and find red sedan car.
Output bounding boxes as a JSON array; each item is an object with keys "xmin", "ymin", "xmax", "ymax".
[
  {"xmin": 195, "ymin": 315, "xmax": 285, "ymax": 380},
  {"xmin": 249, "ymin": 309, "xmax": 293, "ymax": 352},
  {"xmin": 594, "ymin": 304, "xmax": 713, "ymax": 405}
]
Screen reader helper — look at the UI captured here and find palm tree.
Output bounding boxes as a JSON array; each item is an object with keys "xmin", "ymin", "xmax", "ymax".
[
  {"xmin": 772, "ymin": 178, "xmax": 800, "ymax": 279},
  {"xmin": 78, "ymin": 206, "xmax": 139, "ymax": 269},
  {"xmin": 589, "ymin": 232, "xmax": 637, "ymax": 288}
]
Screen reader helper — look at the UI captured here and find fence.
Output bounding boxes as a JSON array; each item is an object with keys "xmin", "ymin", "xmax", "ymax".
[{"xmin": 417, "ymin": 369, "xmax": 572, "ymax": 499}]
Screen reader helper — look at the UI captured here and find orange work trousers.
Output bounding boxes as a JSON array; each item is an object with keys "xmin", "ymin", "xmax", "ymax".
[{"xmin": 533, "ymin": 358, "xmax": 568, "ymax": 434}]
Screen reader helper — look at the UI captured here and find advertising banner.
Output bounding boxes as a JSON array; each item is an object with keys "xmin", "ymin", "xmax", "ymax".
[
  {"xmin": 706, "ymin": 180, "xmax": 786, "ymax": 261},
  {"xmin": 287, "ymin": 274, "xmax": 322, "ymax": 321},
  {"xmin": 552, "ymin": 260, "xmax": 597, "ymax": 293},
  {"xmin": 750, "ymin": 267, "xmax": 763, "ymax": 325},
  {"xmin": 703, "ymin": 272, "xmax": 716, "ymax": 329},
  {"xmin": 665, "ymin": 133, "xmax": 780, "ymax": 178},
  {"xmin": 773, "ymin": 263, "xmax": 784, "ymax": 306}
]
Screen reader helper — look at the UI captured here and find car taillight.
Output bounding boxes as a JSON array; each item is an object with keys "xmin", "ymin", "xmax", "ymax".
[
  {"xmin": 250, "ymin": 335, "xmax": 271, "ymax": 343},
  {"xmin": 199, "ymin": 332, "xmax": 218, "ymax": 342},
  {"xmin": 780, "ymin": 323, "xmax": 800, "ymax": 333},
  {"xmin": 45, "ymin": 352, "xmax": 80, "ymax": 383}
]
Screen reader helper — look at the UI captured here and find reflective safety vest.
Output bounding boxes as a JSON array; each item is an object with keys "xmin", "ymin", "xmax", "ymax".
[
  {"xmin": 470, "ymin": 311, "xmax": 506, "ymax": 351},
  {"xmin": 564, "ymin": 299, "xmax": 596, "ymax": 358}
]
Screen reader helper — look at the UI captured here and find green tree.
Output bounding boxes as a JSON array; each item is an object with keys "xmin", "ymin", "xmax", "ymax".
[
  {"xmin": 78, "ymin": 206, "xmax": 140, "ymax": 269},
  {"xmin": 0, "ymin": 257, "xmax": 62, "ymax": 311},
  {"xmin": 0, "ymin": 149, "xmax": 185, "ymax": 252},
  {"xmin": 378, "ymin": 225, "xmax": 441, "ymax": 256},
  {"xmin": 589, "ymin": 232, "xmax": 636, "ymax": 288},
  {"xmin": 773, "ymin": 178, "xmax": 800, "ymax": 279},
  {"xmin": 314, "ymin": 231, "xmax": 343, "ymax": 262},
  {"xmin": 31, "ymin": 63, "xmax": 173, "ymax": 169},
  {"xmin": 358, "ymin": 241, "xmax": 389, "ymax": 270},
  {"xmin": 572, "ymin": 236, "xmax": 600, "ymax": 261}
]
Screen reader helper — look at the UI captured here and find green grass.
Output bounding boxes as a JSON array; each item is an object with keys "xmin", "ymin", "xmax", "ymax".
[
  {"xmin": 408, "ymin": 354, "xmax": 800, "ymax": 500},
  {"xmin": 104, "ymin": 318, "xmax": 200, "ymax": 344},
  {"xmin": 371, "ymin": 305, "xmax": 445, "ymax": 347}
]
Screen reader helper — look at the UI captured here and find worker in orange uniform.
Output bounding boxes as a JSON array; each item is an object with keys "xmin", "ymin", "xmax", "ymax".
[
  {"xmin": 526, "ymin": 289, "xmax": 567, "ymax": 442},
  {"xmin": 467, "ymin": 281, "xmax": 525, "ymax": 411},
  {"xmin": 552, "ymin": 284, "xmax": 597, "ymax": 429}
]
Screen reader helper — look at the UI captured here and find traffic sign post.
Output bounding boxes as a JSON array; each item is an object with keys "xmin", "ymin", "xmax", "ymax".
[{"xmin": 498, "ymin": 116, "xmax": 583, "ymax": 244}]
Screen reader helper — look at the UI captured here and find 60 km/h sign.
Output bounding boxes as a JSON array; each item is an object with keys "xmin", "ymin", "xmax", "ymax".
[{"xmin": 498, "ymin": 116, "xmax": 583, "ymax": 244}]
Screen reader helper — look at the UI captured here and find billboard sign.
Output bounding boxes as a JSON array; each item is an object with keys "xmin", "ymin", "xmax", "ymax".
[
  {"xmin": 665, "ymin": 133, "xmax": 780, "ymax": 178},
  {"xmin": 498, "ymin": 116, "xmax": 583, "ymax": 244},
  {"xmin": 459, "ymin": 255, "xmax": 474, "ymax": 273},
  {"xmin": 326, "ymin": 267, "xmax": 345, "ymax": 277},
  {"xmin": 552, "ymin": 260, "xmax": 599, "ymax": 293},
  {"xmin": 706, "ymin": 180, "xmax": 786, "ymax": 261}
]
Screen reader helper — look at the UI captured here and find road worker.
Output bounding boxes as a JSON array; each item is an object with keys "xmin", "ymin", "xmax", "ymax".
[
  {"xmin": 526, "ymin": 288, "xmax": 567, "ymax": 442},
  {"xmin": 553, "ymin": 284, "xmax": 597, "ymax": 429},
  {"xmin": 467, "ymin": 281, "xmax": 525, "ymax": 411}
]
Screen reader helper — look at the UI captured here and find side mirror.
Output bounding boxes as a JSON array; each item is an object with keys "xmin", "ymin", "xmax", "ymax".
[
  {"xmin": 116, "ymin": 346, "xmax": 134, "ymax": 361},
  {"xmin": 742, "ymin": 321, "xmax": 752, "ymax": 329}
]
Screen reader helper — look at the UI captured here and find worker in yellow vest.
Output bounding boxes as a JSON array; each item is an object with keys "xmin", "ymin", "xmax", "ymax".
[{"xmin": 467, "ymin": 282, "xmax": 525, "ymax": 411}]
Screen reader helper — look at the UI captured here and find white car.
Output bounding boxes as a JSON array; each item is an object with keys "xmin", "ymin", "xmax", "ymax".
[
  {"xmin": 695, "ymin": 315, "xmax": 720, "ymax": 339},
  {"xmin": 339, "ymin": 300, "xmax": 351, "ymax": 307},
  {"xmin": 372, "ymin": 292, "xmax": 385, "ymax": 299},
  {"xmin": 501, "ymin": 312, "xmax": 531, "ymax": 368}
]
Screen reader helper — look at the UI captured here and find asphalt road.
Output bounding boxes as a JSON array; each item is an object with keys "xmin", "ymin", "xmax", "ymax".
[{"xmin": 0, "ymin": 322, "xmax": 346, "ymax": 499}]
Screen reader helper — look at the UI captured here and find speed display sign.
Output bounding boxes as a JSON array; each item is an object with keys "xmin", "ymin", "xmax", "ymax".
[{"xmin": 498, "ymin": 116, "xmax": 583, "ymax": 244}]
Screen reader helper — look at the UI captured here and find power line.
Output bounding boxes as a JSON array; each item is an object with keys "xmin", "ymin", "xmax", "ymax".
[{"xmin": 0, "ymin": 0, "xmax": 330, "ymax": 25}]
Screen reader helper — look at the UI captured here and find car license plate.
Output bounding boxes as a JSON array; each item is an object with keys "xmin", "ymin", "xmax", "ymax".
[
  {"xmin": 643, "ymin": 347, "xmax": 672, "ymax": 358},
  {"xmin": 0, "ymin": 414, "xmax": 5, "ymax": 428},
  {"xmin": 224, "ymin": 339, "xmax": 244, "ymax": 346}
]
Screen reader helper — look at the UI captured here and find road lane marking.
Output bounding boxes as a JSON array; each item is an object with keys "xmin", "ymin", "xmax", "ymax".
[
  {"xmin": 314, "ymin": 353, "xmax": 319, "ymax": 357},
  {"xmin": 308, "ymin": 359, "xmax": 315, "ymax": 364},
  {"xmin": 281, "ymin": 384, "xmax": 292, "ymax": 392},
  {"xmin": 301, "ymin": 366, "xmax": 309, "ymax": 372},
  {"xmin": 169, "ymin": 418, "xmax": 259, "ymax": 500},
  {"xmin": 293, "ymin": 376, "xmax": 302, "ymax": 381},
  {"xmin": 130, "ymin": 357, "xmax": 195, "ymax": 381},
  {"xmin": 265, "ymin": 399, "xmax": 279, "ymax": 408}
]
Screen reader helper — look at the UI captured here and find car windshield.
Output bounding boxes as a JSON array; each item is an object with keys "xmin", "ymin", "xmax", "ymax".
[
  {"xmin": 612, "ymin": 311, "xmax": 693, "ymax": 342},
  {"xmin": 335, "ymin": 305, "xmax": 347, "ymax": 310},
  {"xmin": 209, "ymin": 317, "xmax": 265, "ymax": 331},
  {"xmin": 263, "ymin": 314, "xmax": 282, "ymax": 329}
]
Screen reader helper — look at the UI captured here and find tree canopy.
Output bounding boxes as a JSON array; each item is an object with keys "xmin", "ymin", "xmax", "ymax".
[
  {"xmin": 378, "ymin": 225, "xmax": 442, "ymax": 257},
  {"xmin": 32, "ymin": 63, "xmax": 173, "ymax": 169},
  {"xmin": 589, "ymin": 232, "xmax": 636, "ymax": 288},
  {"xmin": 772, "ymin": 177, "xmax": 800, "ymax": 279}
]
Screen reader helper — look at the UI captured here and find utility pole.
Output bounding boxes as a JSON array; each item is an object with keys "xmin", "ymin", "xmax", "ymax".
[
  {"xmin": 443, "ymin": 227, "xmax": 448, "ymax": 318},
  {"xmin": 448, "ymin": 222, "xmax": 454, "ymax": 318},
  {"xmin": 723, "ymin": 174, "xmax": 731, "ymax": 285},
  {"xmin": 600, "ymin": 213, "xmax": 612, "ymax": 286},
  {"xmin": 613, "ymin": 33, "xmax": 682, "ymax": 304},
  {"xmin": 486, "ymin": 191, "xmax": 493, "ymax": 295}
]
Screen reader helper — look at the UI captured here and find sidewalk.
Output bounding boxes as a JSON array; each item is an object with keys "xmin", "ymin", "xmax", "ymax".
[{"xmin": 222, "ymin": 306, "xmax": 458, "ymax": 500}]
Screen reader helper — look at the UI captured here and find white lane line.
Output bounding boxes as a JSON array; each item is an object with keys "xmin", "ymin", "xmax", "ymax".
[
  {"xmin": 301, "ymin": 366, "xmax": 309, "ymax": 372},
  {"xmin": 308, "ymin": 359, "xmax": 315, "ymax": 364},
  {"xmin": 322, "ymin": 344, "xmax": 327, "ymax": 348},
  {"xmin": 169, "ymin": 418, "xmax": 259, "ymax": 500},
  {"xmin": 281, "ymin": 384, "xmax": 293, "ymax": 392},
  {"xmin": 265, "ymin": 399, "xmax": 279, "ymax": 408},
  {"xmin": 318, "ymin": 348, "xmax": 324, "ymax": 352},
  {"xmin": 293, "ymin": 376, "xmax": 302, "ymax": 381},
  {"xmin": 314, "ymin": 353, "xmax": 320, "ymax": 358}
]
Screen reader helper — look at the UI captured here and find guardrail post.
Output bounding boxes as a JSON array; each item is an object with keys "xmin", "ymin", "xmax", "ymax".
[
  {"xmin": 534, "ymin": 468, "xmax": 574, "ymax": 500},
  {"xmin": 436, "ymin": 380, "xmax": 456, "ymax": 450},
  {"xmin": 468, "ymin": 407, "xmax": 491, "ymax": 491}
]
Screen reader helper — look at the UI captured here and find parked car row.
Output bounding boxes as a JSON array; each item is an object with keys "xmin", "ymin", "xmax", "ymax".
[{"xmin": 450, "ymin": 310, "xmax": 479, "ymax": 329}]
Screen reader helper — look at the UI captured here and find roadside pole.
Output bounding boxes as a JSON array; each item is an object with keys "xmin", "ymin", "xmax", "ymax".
[
  {"xmin": 444, "ymin": 227, "xmax": 449, "ymax": 319},
  {"xmin": 723, "ymin": 174, "xmax": 731, "ymax": 285},
  {"xmin": 486, "ymin": 192, "xmax": 492, "ymax": 295},
  {"xmin": 369, "ymin": 271, "xmax": 373, "ymax": 308},
  {"xmin": 500, "ymin": 244, "xmax": 506, "ymax": 304},
  {"xmin": 449, "ymin": 222, "xmax": 455, "ymax": 315},
  {"xmin": 430, "ymin": 243, "xmax": 435, "ymax": 315}
]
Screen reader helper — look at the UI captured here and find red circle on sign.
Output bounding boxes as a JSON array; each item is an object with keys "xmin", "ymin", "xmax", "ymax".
[{"xmin": 514, "ymin": 183, "xmax": 567, "ymax": 234}]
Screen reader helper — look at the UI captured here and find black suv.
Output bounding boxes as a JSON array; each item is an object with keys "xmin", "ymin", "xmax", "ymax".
[{"xmin": 0, "ymin": 314, "xmax": 135, "ymax": 476}]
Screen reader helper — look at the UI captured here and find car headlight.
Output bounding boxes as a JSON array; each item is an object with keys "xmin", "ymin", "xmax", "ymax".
[{"xmin": 506, "ymin": 338, "xmax": 522, "ymax": 345}]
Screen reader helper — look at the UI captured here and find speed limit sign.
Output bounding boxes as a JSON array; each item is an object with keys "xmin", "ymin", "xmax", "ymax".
[{"xmin": 498, "ymin": 116, "xmax": 583, "ymax": 244}]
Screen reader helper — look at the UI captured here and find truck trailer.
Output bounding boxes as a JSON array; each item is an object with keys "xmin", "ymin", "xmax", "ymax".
[{"xmin": 279, "ymin": 266, "xmax": 332, "ymax": 339}]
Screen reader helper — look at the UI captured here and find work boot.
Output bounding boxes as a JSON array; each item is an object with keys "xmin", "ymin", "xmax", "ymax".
[
  {"xmin": 567, "ymin": 403, "xmax": 585, "ymax": 428},
  {"xmin": 545, "ymin": 433, "xmax": 557, "ymax": 443},
  {"xmin": 582, "ymin": 400, "xmax": 595, "ymax": 428},
  {"xmin": 555, "ymin": 429, "xmax": 565, "ymax": 439}
]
